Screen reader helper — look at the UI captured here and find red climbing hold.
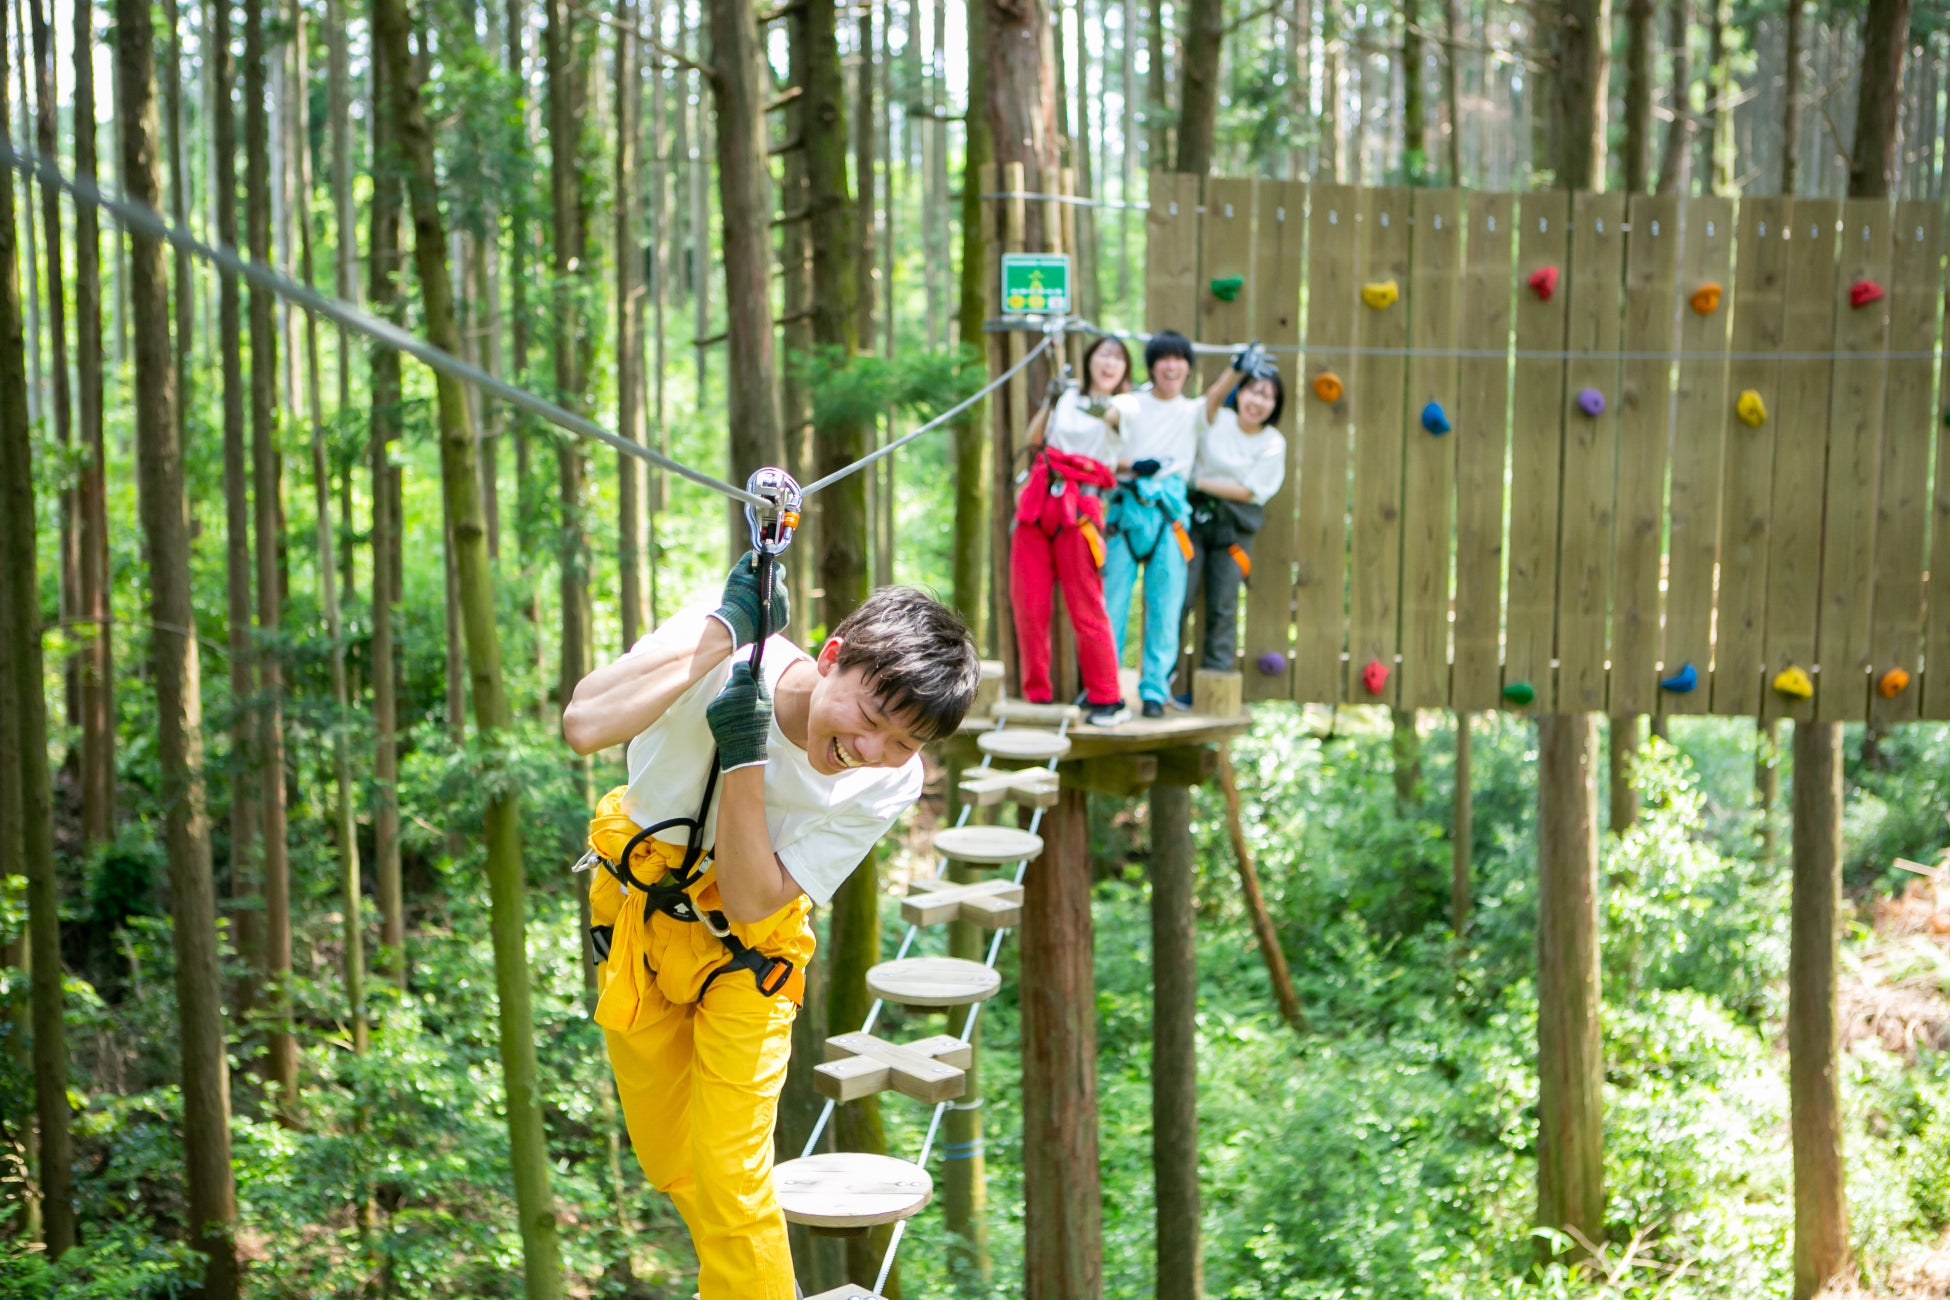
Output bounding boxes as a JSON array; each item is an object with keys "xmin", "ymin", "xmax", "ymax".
[
  {"xmin": 1528, "ymin": 266, "xmax": 1559, "ymax": 301},
  {"xmin": 1849, "ymin": 279, "xmax": 1885, "ymax": 309},
  {"xmin": 1361, "ymin": 660, "xmax": 1389, "ymax": 695}
]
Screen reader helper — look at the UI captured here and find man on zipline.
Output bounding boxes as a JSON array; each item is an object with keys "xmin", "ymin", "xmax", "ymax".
[{"xmin": 562, "ymin": 556, "xmax": 981, "ymax": 1298}]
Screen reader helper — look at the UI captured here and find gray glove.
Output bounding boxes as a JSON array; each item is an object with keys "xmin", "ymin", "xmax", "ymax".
[{"xmin": 706, "ymin": 662, "xmax": 772, "ymax": 772}]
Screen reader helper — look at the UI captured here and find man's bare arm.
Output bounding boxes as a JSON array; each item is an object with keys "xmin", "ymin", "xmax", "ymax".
[
  {"xmin": 710, "ymin": 768, "xmax": 806, "ymax": 923},
  {"xmin": 561, "ymin": 610, "xmax": 734, "ymax": 755}
]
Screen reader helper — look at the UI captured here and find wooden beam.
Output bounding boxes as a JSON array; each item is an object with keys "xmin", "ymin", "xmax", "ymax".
[{"xmin": 1061, "ymin": 753, "xmax": 1158, "ymax": 797}]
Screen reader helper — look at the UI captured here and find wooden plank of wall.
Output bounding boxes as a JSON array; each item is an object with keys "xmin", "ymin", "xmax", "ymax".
[
  {"xmin": 1923, "ymin": 217, "xmax": 1950, "ymax": 720},
  {"xmin": 1346, "ymin": 186, "xmax": 1411, "ymax": 704},
  {"xmin": 1452, "ymin": 192, "xmax": 1515, "ymax": 713},
  {"xmin": 1241, "ymin": 181, "xmax": 1307, "ymax": 701},
  {"xmin": 1398, "ymin": 188, "xmax": 1462, "ymax": 709},
  {"xmin": 1146, "ymin": 173, "xmax": 1203, "ymax": 348},
  {"xmin": 1659, "ymin": 197, "xmax": 1735, "ymax": 719},
  {"xmin": 1290, "ymin": 186, "xmax": 1360, "ymax": 705},
  {"xmin": 1198, "ymin": 179, "xmax": 1257, "ymax": 386},
  {"xmin": 1759, "ymin": 198, "xmax": 1841, "ymax": 727},
  {"xmin": 1710, "ymin": 197, "xmax": 1790, "ymax": 717},
  {"xmin": 1869, "ymin": 204, "xmax": 1944, "ymax": 727},
  {"xmin": 1553, "ymin": 191, "xmax": 1627, "ymax": 715},
  {"xmin": 1504, "ymin": 191, "xmax": 1571, "ymax": 714},
  {"xmin": 1813, "ymin": 200, "xmax": 1895, "ymax": 724},
  {"xmin": 1608, "ymin": 194, "xmax": 1680, "ymax": 718}
]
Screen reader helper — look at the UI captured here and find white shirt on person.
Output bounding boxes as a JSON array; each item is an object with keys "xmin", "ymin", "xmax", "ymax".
[
  {"xmin": 621, "ymin": 629, "xmax": 923, "ymax": 906},
  {"xmin": 1194, "ymin": 406, "xmax": 1288, "ymax": 506},
  {"xmin": 1044, "ymin": 388, "xmax": 1124, "ymax": 470},
  {"xmin": 1110, "ymin": 388, "xmax": 1201, "ymax": 481}
]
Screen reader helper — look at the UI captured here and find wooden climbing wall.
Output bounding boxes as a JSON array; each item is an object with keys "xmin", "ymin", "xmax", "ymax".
[{"xmin": 1131, "ymin": 179, "xmax": 1950, "ymax": 720}]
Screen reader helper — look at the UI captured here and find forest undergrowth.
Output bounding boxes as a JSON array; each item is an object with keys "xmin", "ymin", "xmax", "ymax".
[{"xmin": 6, "ymin": 700, "xmax": 1950, "ymax": 1298}]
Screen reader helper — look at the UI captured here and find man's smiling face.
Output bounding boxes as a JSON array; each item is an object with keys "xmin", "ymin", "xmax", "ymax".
[{"xmin": 803, "ymin": 638, "xmax": 928, "ymax": 775}]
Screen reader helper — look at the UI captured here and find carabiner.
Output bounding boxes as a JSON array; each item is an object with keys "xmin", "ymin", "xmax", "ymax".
[{"xmin": 744, "ymin": 467, "xmax": 803, "ymax": 557}]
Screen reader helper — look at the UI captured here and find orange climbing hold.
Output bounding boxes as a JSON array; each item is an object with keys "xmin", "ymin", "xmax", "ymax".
[
  {"xmin": 1772, "ymin": 666, "xmax": 1814, "ymax": 700},
  {"xmin": 1312, "ymin": 371, "xmax": 1344, "ymax": 404},
  {"xmin": 1528, "ymin": 266, "xmax": 1559, "ymax": 301},
  {"xmin": 1361, "ymin": 280, "xmax": 1399, "ymax": 309},
  {"xmin": 1689, "ymin": 283, "xmax": 1722, "ymax": 315},
  {"xmin": 1878, "ymin": 668, "xmax": 1911, "ymax": 698},
  {"xmin": 1737, "ymin": 390, "xmax": 1767, "ymax": 427},
  {"xmin": 1849, "ymin": 279, "xmax": 1885, "ymax": 309}
]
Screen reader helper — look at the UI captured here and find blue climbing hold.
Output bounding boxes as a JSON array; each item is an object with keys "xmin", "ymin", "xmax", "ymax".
[
  {"xmin": 1659, "ymin": 662, "xmax": 1699, "ymax": 694},
  {"xmin": 1421, "ymin": 401, "xmax": 1452, "ymax": 435}
]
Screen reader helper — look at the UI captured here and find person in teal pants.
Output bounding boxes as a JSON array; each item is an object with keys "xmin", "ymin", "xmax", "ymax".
[{"xmin": 1100, "ymin": 330, "xmax": 1200, "ymax": 716}]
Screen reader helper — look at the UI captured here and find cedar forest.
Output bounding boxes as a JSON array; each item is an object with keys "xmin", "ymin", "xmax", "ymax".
[{"xmin": 1, "ymin": 0, "xmax": 1949, "ymax": 1294}]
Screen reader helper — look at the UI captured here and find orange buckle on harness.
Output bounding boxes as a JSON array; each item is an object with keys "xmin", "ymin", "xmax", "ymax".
[
  {"xmin": 1080, "ymin": 519, "xmax": 1106, "ymax": 568},
  {"xmin": 1228, "ymin": 543, "xmax": 1252, "ymax": 579},
  {"xmin": 1173, "ymin": 520, "xmax": 1195, "ymax": 562}
]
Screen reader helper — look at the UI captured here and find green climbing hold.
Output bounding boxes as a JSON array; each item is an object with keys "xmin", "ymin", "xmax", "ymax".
[
  {"xmin": 1210, "ymin": 275, "xmax": 1245, "ymax": 302},
  {"xmin": 1502, "ymin": 681, "xmax": 1535, "ymax": 706}
]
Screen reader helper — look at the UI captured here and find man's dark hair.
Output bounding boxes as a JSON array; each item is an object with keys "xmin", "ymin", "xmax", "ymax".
[
  {"xmin": 830, "ymin": 587, "xmax": 982, "ymax": 742},
  {"xmin": 1144, "ymin": 329, "xmax": 1195, "ymax": 372}
]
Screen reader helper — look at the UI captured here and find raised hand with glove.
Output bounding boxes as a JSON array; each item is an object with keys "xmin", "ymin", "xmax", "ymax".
[
  {"xmin": 1230, "ymin": 340, "xmax": 1267, "ymax": 376},
  {"xmin": 708, "ymin": 551, "xmax": 791, "ymax": 651},
  {"xmin": 706, "ymin": 662, "xmax": 773, "ymax": 772}
]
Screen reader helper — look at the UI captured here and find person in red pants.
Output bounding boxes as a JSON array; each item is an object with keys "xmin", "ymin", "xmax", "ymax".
[{"xmin": 1010, "ymin": 336, "xmax": 1133, "ymax": 727}]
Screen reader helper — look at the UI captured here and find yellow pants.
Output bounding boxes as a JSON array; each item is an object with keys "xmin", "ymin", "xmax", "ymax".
[{"xmin": 587, "ymin": 787, "xmax": 816, "ymax": 1300}]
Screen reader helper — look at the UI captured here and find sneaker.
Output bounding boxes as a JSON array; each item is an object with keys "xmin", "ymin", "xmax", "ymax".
[
  {"xmin": 1141, "ymin": 699, "xmax": 1165, "ymax": 719},
  {"xmin": 1168, "ymin": 692, "xmax": 1194, "ymax": 712},
  {"xmin": 1084, "ymin": 700, "xmax": 1132, "ymax": 727}
]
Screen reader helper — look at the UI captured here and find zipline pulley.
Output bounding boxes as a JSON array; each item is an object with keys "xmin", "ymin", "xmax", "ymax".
[{"xmin": 745, "ymin": 467, "xmax": 803, "ymax": 557}]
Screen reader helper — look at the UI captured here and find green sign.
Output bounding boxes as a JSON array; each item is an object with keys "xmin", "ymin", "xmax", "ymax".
[{"xmin": 1001, "ymin": 253, "xmax": 1071, "ymax": 315}]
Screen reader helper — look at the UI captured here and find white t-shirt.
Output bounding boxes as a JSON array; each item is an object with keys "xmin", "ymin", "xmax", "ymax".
[
  {"xmin": 1044, "ymin": 388, "xmax": 1123, "ymax": 469},
  {"xmin": 1194, "ymin": 407, "xmax": 1288, "ymax": 506},
  {"xmin": 1111, "ymin": 389, "xmax": 1201, "ymax": 480},
  {"xmin": 621, "ymin": 634, "xmax": 924, "ymax": 906}
]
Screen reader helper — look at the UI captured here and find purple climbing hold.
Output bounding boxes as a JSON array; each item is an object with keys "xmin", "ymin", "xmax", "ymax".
[
  {"xmin": 1258, "ymin": 651, "xmax": 1288, "ymax": 676},
  {"xmin": 1577, "ymin": 388, "xmax": 1606, "ymax": 417}
]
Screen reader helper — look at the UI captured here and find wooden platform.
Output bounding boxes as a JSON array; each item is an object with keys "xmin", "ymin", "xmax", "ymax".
[
  {"xmin": 951, "ymin": 668, "xmax": 1252, "ymax": 765},
  {"xmin": 775, "ymin": 1152, "xmax": 933, "ymax": 1234}
]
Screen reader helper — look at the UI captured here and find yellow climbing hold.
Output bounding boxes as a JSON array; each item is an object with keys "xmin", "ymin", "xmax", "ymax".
[
  {"xmin": 1312, "ymin": 371, "xmax": 1344, "ymax": 404},
  {"xmin": 1877, "ymin": 667, "xmax": 1910, "ymax": 698},
  {"xmin": 1361, "ymin": 280, "xmax": 1400, "ymax": 310},
  {"xmin": 1772, "ymin": 666, "xmax": 1813, "ymax": 700},
  {"xmin": 1737, "ymin": 390, "xmax": 1767, "ymax": 427}
]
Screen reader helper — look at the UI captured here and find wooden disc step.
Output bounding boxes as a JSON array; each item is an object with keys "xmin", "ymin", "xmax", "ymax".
[
  {"xmin": 901, "ymin": 877, "xmax": 1023, "ymax": 929},
  {"xmin": 992, "ymin": 698, "xmax": 1083, "ymax": 725},
  {"xmin": 803, "ymin": 1286, "xmax": 886, "ymax": 1299},
  {"xmin": 959, "ymin": 765, "xmax": 1061, "ymax": 810},
  {"xmin": 864, "ymin": 956, "xmax": 1001, "ymax": 1008},
  {"xmin": 815, "ymin": 1030, "xmax": 972, "ymax": 1103},
  {"xmin": 775, "ymin": 1153, "xmax": 933, "ymax": 1236},
  {"xmin": 976, "ymin": 728, "xmax": 1072, "ymax": 762},
  {"xmin": 932, "ymin": 825, "xmax": 1044, "ymax": 865}
]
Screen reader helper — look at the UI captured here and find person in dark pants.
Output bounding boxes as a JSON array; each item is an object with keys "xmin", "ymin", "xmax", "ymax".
[{"xmin": 1173, "ymin": 347, "xmax": 1287, "ymax": 707}]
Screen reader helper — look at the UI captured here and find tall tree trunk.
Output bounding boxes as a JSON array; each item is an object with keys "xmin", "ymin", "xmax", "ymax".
[
  {"xmin": 855, "ymin": 0, "xmax": 877, "ymax": 351},
  {"xmin": 953, "ymin": 0, "xmax": 992, "ymax": 650},
  {"xmin": 0, "ymin": 36, "xmax": 73, "ymax": 1252},
  {"xmin": 73, "ymin": 0, "xmax": 112, "ymax": 846},
  {"xmin": 1781, "ymin": 0, "xmax": 1802, "ymax": 193},
  {"xmin": 1535, "ymin": 714, "xmax": 1604, "ymax": 1257},
  {"xmin": 545, "ymin": 0, "xmax": 592, "ymax": 712},
  {"xmin": 827, "ymin": 852, "xmax": 903, "ymax": 1295},
  {"xmin": 1701, "ymin": 0, "xmax": 1731, "ymax": 193},
  {"xmin": 1176, "ymin": 0, "xmax": 1222, "ymax": 173},
  {"xmin": 1320, "ymin": 0, "xmax": 1341, "ymax": 179},
  {"xmin": 209, "ymin": 0, "xmax": 261, "ymax": 1029},
  {"xmin": 1553, "ymin": 0, "xmax": 1611, "ymax": 189},
  {"xmin": 12, "ymin": 0, "xmax": 39, "ymax": 435},
  {"xmin": 1391, "ymin": 707, "xmax": 1421, "ymax": 811},
  {"xmin": 245, "ymin": 0, "xmax": 298, "ymax": 1109},
  {"xmin": 372, "ymin": 0, "xmax": 568, "ymax": 1291},
  {"xmin": 1609, "ymin": 715, "xmax": 1641, "ymax": 832},
  {"xmin": 1623, "ymin": 0, "xmax": 1655, "ymax": 191},
  {"xmin": 1441, "ymin": 0, "xmax": 1463, "ymax": 184},
  {"xmin": 1150, "ymin": 783, "xmax": 1203, "ymax": 1299},
  {"xmin": 368, "ymin": 40, "xmax": 407, "ymax": 990},
  {"xmin": 1655, "ymin": 0, "xmax": 1692, "ymax": 193},
  {"xmin": 1452, "ymin": 713, "xmax": 1472, "ymax": 933},
  {"xmin": 1789, "ymin": 721, "xmax": 1848, "ymax": 1298},
  {"xmin": 1401, "ymin": 0, "xmax": 1427, "ymax": 183},
  {"xmin": 941, "ymin": 777, "xmax": 992, "ymax": 1279},
  {"xmin": 615, "ymin": 0, "xmax": 643, "ymax": 649},
  {"xmin": 118, "ymin": 7, "xmax": 243, "ymax": 1287},
  {"xmin": 1847, "ymin": 0, "xmax": 1910, "ymax": 199},
  {"xmin": 1146, "ymin": 0, "xmax": 1167, "ymax": 167},
  {"xmin": 1070, "ymin": 0, "xmax": 1100, "ymax": 319},
  {"xmin": 708, "ymin": 0, "xmax": 783, "ymax": 530}
]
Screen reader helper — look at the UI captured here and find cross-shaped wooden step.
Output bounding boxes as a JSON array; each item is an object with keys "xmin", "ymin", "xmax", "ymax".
[
  {"xmin": 901, "ymin": 877, "xmax": 1023, "ymax": 929},
  {"xmin": 815, "ymin": 1030, "xmax": 972, "ymax": 1103},
  {"xmin": 932, "ymin": 825, "xmax": 1044, "ymax": 865},
  {"xmin": 775, "ymin": 1152, "xmax": 933, "ymax": 1236},
  {"xmin": 958, "ymin": 765, "xmax": 1061, "ymax": 810},
  {"xmin": 977, "ymin": 728, "xmax": 1072, "ymax": 762},
  {"xmin": 864, "ymin": 956, "xmax": 1002, "ymax": 1007}
]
